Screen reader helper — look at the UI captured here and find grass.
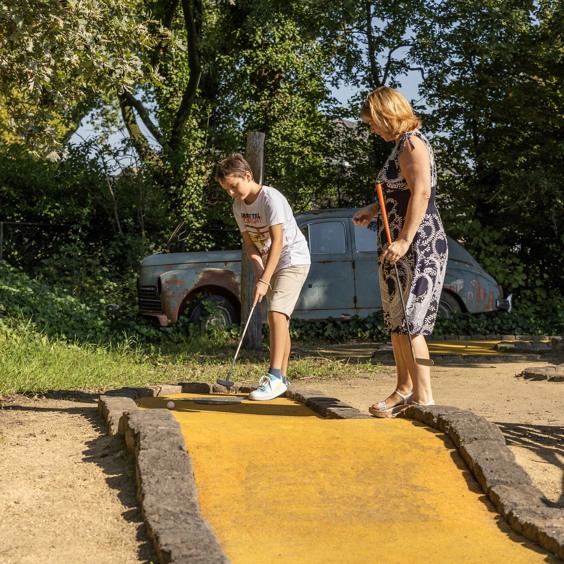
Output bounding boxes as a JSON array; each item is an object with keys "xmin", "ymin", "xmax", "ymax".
[{"xmin": 0, "ymin": 323, "xmax": 385, "ymax": 397}]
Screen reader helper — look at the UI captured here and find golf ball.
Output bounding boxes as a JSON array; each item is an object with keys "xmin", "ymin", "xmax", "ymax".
[{"xmin": 166, "ymin": 401, "xmax": 175, "ymax": 409}]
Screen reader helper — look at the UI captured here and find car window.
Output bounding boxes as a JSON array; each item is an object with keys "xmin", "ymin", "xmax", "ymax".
[
  {"xmin": 308, "ymin": 221, "xmax": 347, "ymax": 254},
  {"xmin": 354, "ymin": 220, "xmax": 378, "ymax": 252}
]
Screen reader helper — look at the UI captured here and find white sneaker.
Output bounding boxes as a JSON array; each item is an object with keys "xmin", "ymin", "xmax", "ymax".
[{"xmin": 248, "ymin": 374, "xmax": 288, "ymax": 401}]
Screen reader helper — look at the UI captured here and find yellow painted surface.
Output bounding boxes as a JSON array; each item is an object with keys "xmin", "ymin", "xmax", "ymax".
[
  {"xmin": 429, "ymin": 340, "xmax": 517, "ymax": 356},
  {"xmin": 138, "ymin": 395, "xmax": 549, "ymax": 563},
  {"xmin": 315, "ymin": 340, "xmax": 531, "ymax": 360}
]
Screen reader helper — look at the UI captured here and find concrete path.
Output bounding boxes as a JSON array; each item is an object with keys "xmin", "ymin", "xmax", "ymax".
[{"xmin": 138, "ymin": 394, "xmax": 550, "ymax": 563}]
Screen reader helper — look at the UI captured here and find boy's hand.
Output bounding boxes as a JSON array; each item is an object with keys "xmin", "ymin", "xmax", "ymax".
[{"xmin": 254, "ymin": 279, "xmax": 270, "ymax": 303}]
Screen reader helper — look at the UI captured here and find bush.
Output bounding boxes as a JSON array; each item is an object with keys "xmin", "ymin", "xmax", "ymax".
[
  {"xmin": 434, "ymin": 297, "xmax": 564, "ymax": 337},
  {"xmin": 0, "ymin": 262, "xmax": 112, "ymax": 342},
  {"xmin": 289, "ymin": 297, "xmax": 563, "ymax": 343}
]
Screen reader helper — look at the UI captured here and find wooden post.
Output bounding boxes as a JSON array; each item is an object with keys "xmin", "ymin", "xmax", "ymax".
[{"xmin": 241, "ymin": 132, "xmax": 265, "ymax": 350}]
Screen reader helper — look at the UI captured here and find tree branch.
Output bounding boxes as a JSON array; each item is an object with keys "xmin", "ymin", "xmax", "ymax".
[
  {"xmin": 406, "ymin": 66, "xmax": 427, "ymax": 81},
  {"xmin": 169, "ymin": 0, "xmax": 202, "ymax": 153},
  {"xmin": 119, "ymin": 92, "xmax": 161, "ymax": 165},
  {"xmin": 151, "ymin": 0, "xmax": 180, "ymax": 66},
  {"xmin": 121, "ymin": 90, "xmax": 163, "ymax": 145},
  {"xmin": 162, "ymin": 0, "xmax": 180, "ymax": 28},
  {"xmin": 364, "ymin": 0, "xmax": 381, "ymax": 88},
  {"xmin": 382, "ymin": 43, "xmax": 412, "ymax": 86}
]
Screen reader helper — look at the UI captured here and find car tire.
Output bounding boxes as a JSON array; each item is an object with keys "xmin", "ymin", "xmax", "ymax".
[
  {"xmin": 438, "ymin": 291, "xmax": 464, "ymax": 319},
  {"xmin": 188, "ymin": 295, "xmax": 240, "ymax": 330}
]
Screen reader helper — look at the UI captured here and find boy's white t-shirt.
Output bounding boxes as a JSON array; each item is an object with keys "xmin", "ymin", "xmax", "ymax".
[{"xmin": 233, "ymin": 185, "xmax": 310, "ymax": 273}]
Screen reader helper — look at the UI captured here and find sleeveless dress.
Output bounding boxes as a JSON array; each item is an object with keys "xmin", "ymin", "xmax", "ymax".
[{"xmin": 376, "ymin": 131, "xmax": 448, "ymax": 336}]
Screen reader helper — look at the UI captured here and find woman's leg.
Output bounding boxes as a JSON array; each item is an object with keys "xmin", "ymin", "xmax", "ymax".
[
  {"xmin": 376, "ymin": 334, "xmax": 414, "ymax": 409},
  {"xmin": 400, "ymin": 334, "xmax": 433, "ymax": 405}
]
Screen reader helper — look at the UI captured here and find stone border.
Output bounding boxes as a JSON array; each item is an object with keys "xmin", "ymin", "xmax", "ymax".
[
  {"xmin": 517, "ymin": 365, "xmax": 564, "ymax": 382},
  {"xmin": 400, "ymin": 404, "xmax": 564, "ymax": 560},
  {"xmin": 98, "ymin": 383, "xmax": 563, "ymax": 562},
  {"xmin": 98, "ymin": 383, "xmax": 227, "ymax": 563}
]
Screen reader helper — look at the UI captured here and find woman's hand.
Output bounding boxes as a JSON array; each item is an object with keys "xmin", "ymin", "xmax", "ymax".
[
  {"xmin": 381, "ymin": 238, "xmax": 411, "ymax": 264},
  {"xmin": 353, "ymin": 203, "xmax": 377, "ymax": 227}
]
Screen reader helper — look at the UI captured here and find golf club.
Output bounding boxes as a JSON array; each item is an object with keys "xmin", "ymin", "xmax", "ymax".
[
  {"xmin": 216, "ymin": 300, "xmax": 258, "ymax": 387},
  {"xmin": 376, "ymin": 183, "xmax": 434, "ymax": 367}
]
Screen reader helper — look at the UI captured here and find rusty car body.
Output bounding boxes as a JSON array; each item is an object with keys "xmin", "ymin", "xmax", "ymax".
[{"xmin": 137, "ymin": 208, "xmax": 511, "ymax": 327}]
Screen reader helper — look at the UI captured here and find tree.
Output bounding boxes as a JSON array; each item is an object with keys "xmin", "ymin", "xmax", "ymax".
[
  {"xmin": 412, "ymin": 0, "xmax": 563, "ymax": 299},
  {"xmin": 0, "ymin": 1, "xmax": 160, "ymax": 156}
]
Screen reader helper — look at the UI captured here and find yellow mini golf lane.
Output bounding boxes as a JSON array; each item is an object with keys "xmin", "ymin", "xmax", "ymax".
[
  {"xmin": 429, "ymin": 340, "xmax": 523, "ymax": 356},
  {"xmin": 138, "ymin": 394, "xmax": 548, "ymax": 563}
]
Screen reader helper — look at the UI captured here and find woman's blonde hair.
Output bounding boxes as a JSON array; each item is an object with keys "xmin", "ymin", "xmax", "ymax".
[{"xmin": 360, "ymin": 86, "xmax": 421, "ymax": 138}]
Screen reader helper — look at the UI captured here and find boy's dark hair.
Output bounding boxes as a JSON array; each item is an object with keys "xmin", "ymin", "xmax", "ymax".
[{"xmin": 215, "ymin": 152, "xmax": 253, "ymax": 181}]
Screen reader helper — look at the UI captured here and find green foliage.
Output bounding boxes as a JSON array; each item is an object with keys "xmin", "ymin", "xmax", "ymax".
[
  {"xmin": 0, "ymin": 142, "xmax": 92, "ymax": 226},
  {"xmin": 289, "ymin": 299, "xmax": 564, "ymax": 343},
  {"xmin": 290, "ymin": 313, "xmax": 388, "ymax": 343},
  {"xmin": 0, "ymin": 0, "xmax": 162, "ymax": 155},
  {"xmin": 413, "ymin": 0, "xmax": 563, "ymax": 304},
  {"xmin": 434, "ymin": 297, "xmax": 564, "ymax": 337},
  {"xmin": 0, "ymin": 262, "xmax": 111, "ymax": 342},
  {"xmin": 0, "ymin": 261, "xmax": 236, "ymax": 348}
]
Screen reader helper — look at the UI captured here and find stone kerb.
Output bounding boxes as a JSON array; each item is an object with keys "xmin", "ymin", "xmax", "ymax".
[
  {"xmin": 98, "ymin": 385, "xmax": 227, "ymax": 563},
  {"xmin": 517, "ymin": 365, "xmax": 564, "ymax": 382}
]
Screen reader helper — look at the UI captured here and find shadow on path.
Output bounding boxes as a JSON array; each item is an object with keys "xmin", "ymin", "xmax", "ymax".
[{"xmin": 496, "ymin": 421, "xmax": 564, "ymax": 509}]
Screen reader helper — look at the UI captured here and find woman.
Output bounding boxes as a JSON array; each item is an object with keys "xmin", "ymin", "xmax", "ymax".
[{"xmin": 353, "ymin": 86, "xmax": 448, "ymax": 417}]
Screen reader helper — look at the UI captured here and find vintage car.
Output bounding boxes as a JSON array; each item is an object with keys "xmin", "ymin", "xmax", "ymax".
[{"xmin": 137, "ymin": 208, "xmax": 512, "ymax": 328}]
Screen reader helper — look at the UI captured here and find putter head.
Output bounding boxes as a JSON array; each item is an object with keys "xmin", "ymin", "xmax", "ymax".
[
  {"xmin": 416, "ymin": 358, "xmax": 435, "ymax": 367},
  {"xmin": 216, "ymin": 378, "xmax": 235, "ymax": 388}
]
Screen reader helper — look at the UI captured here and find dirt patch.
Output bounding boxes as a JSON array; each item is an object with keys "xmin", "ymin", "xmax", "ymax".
[
  {"xmin": 0, "ymin": 357, "xmax": 562, "ymax": 563},
  {"xmin": 0, "ymin": 393, "xmax": 154, "ymax": 564}
]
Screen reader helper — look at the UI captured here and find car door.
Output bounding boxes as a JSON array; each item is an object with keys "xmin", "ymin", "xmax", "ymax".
[
  {"xmin": 293, "ymin": 218, "xmax": 356, "ymax": 319},
  {"xmin": 351, "ymin": 218, "xmax": 382, "ymax": 313}
]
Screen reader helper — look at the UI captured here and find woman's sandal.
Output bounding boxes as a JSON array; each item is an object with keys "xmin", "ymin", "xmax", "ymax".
[{"xmin": 369, "ymin": 390, "xmax": 413, "ymax": 418}]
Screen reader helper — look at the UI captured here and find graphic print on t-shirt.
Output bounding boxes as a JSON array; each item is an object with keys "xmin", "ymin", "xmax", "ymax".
[
  {"xmin": 241, "ymin": 212, "xmax": 270, "ymax": 256},
  {"xmin": 233, "ymin": 186, "xmax": 310, "ymax": 274}
]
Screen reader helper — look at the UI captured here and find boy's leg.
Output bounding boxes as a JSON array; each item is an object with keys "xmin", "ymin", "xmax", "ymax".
[
  {"xmin": 267, "ymin": 265, "xmax": 308, "ymax": 378},
  {"xmin": 248, "ymin": 264, "xmax": 309, "ymax": 401},
  {"xmin": 282, "ymin": 319, "xmax": 291, "ymax": 376},
  {"xmin": 268, "ymin": 310, "xmax": 290, "ymax": 373}
]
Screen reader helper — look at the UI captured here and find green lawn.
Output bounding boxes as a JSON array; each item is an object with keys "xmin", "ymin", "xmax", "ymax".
[{"xmin": 0, "ymin": 325, "xmax": 379, "ymax": 396}]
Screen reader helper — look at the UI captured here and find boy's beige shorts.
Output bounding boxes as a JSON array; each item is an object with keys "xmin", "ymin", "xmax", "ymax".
[{"xmin": 267, "ymin": 264, "xmax": 310, "ymax": 318}]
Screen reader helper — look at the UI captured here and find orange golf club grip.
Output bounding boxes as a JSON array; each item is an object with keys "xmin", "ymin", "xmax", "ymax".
[{"xmin": 376, "ymin": 183, "xmax": 392, "ymax": 245}]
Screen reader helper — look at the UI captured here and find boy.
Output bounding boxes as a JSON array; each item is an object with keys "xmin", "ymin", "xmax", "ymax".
[{"xmin": 215, "ymin": 153, "xmax": 310, "ymax": 400}]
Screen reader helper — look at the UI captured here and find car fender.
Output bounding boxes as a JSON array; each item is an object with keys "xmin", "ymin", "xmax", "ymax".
[
  {"xmin": 159, "ymin": 267, "xmax": 241, "ymax": 323},
  {"xmin": 443, "ymin": 267, "xmax": 501, "ymax": 313}
]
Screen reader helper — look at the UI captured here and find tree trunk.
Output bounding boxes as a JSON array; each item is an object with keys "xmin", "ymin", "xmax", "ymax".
[{"xmin": 241, "ymin": 131, "xmax": 265, "ymax": 350}]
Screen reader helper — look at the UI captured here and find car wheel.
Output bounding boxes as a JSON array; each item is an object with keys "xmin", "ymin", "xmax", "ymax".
[
  {"xmin": 188, "ymin": 295, "xmax": 240, "ymax": 330},
  {"xmin": 438, "ymin": 291, "xmax": 464, "ymax": 319}
]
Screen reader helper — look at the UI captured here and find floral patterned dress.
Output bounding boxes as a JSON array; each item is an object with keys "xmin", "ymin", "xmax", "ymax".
[{"xmin": 376, "ymin": 131, "xmax": 448, "ymax": 335}]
